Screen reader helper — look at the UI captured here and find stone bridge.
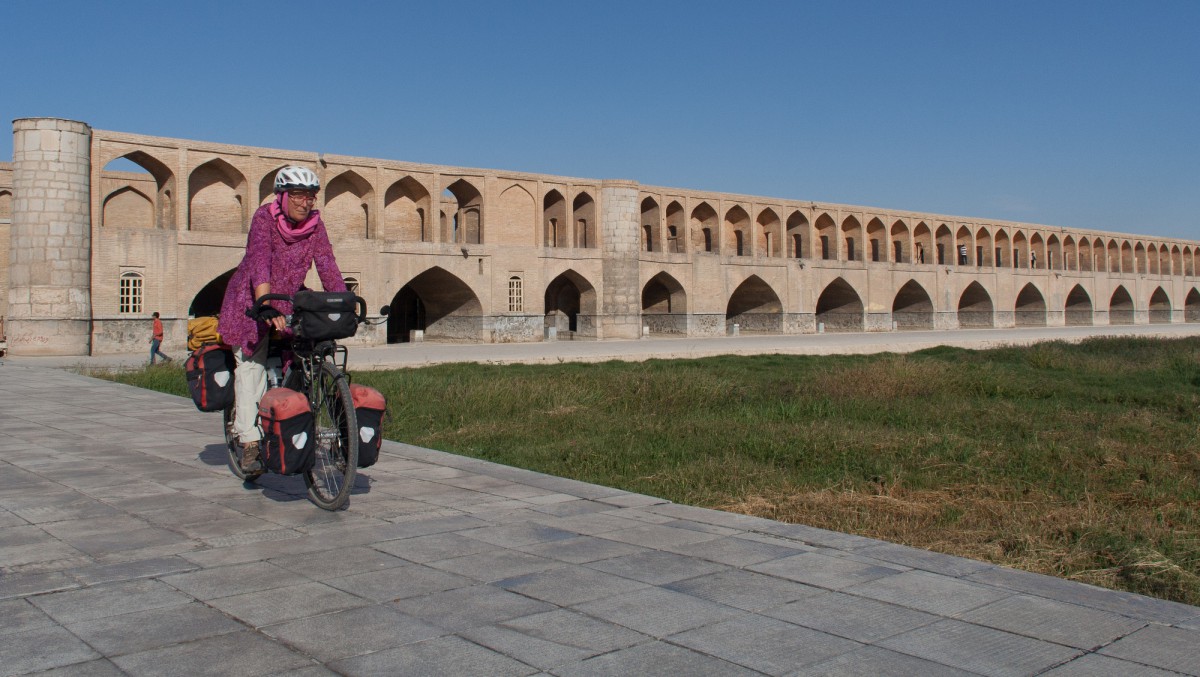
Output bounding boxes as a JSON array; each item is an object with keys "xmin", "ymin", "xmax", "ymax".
[{"xmin": 2, "ymin": 118, "xmax": 1197, "ymax": 356}]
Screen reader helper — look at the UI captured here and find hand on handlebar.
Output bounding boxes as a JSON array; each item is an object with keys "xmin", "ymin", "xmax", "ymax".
[{"xmin": 246, "ymin": 301, "xmax": 287, "ymax": 332}]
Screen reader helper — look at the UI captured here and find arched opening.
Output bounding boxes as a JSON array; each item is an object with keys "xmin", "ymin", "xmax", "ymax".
[
  {"xmin": 866, "ymin": 218, "xmax": 886, "ymax": 263},
  {"xmin": 727, "ymin": 275, "xmax": 783, "ymax": 333},
  {"xmin": 757, "ymin": 208, "xmax": 781, "ymax": 258},
  {"xmin": 387, "ymin": 267, "xmax": 482, "ymax": 343},
  {"xmin": 816, "ymin": 213, "xmax": 837, "ymax": 260},
  {"xmin": 1064, "ymin": 285, "xmax": 1093, "ymax": 326},
  {"xmin": 384, "ymin": 176, "xmax": 431, "ymax": 242},
  {"xmin": 958, "ymin": 282, "xmax": 994, "ymax": 328},
  {"xmin": 691, "ymin": 202, "xmax": 717, "ymax": 253},
  {"xmin": 102, "ymin": 152, "xmax": 176, "ymax": 229},
  {"xmin": 955, "ymin": 225, "xmax": 972, "ymax": 266},
  {"xmin": 641, "ymin": 197, "xmax": 660, "ymax": 253},
  {"xmin": 543, "ymin": 189, "xmax": 566, "ymax": 248},
  {"xmin": 1109, "ymin": 286, "xmax": 1135, "ymax": 325},
  {"xmin": 545, "ymin": 270, "xmax": 598, "ymax": 338},
  {"xmin": 786, "ymin": 211, "xmax": 809, "ymax": 258},
  {"xmin": 1148, "ymin": 287, "xmax": 1172, "ymax": 324},
  {"xmin": 913, "ymin": 222, "xmax": 933, "ymax": 264},
  {"xmin": 641, "ymin": 272, "xmax": 687, "ymax": 334},
  {"xmin": 892, "ymin": 280, "xmax": 934, "ymax": 329},
  {"xmin": 724, "ymin": 205, "xmax": 750, "ymax": 257},
  {"xmin": 443, "ymin": 179, "xmax": 484, "ymax": 244},
  {"xmin": 102, "ymin": 186, "xmax": 155, "ymax": 229},
  {"xmin": 1186, "ymin": 289, "xmax": 1200, "ymax": 323},
  {"xmin": 975, "ymin": 227, "xmax": 993, "ymax": 268},
  {"xmin": 188, "ymin": 158, "xmax": 246, "ymax": 233},
  {"xmin": 994, "ymin": 229, "xmax": 1010, "ymax": 268},
  {"xmin": 573, "ymin": 192, "xmax": 596, "ymax": 248},
  {"xmin": 891, "ymin": 220, "xmax": 910, "ymax": 263},
  {"xmin": 815, "ymin": 278, "xmax": 864, "ymax": 332},
  {"xmin": 935, "ymin": 225, "xmax": 953, "ymax": 265},
  {"xmin": 1014, "ymin": 283, "xmax": 1047, "ymax": 327},
  {"xmin": 325, "ymin": 170, "xmax": 373, "ymax": 239},
  {"xmin": 666, "ymin": 201, "xmax": 685, "ymax": 253},
  {"xmin": 842, "ymin": 216, "xmax": 863, "ymax": 262},
  {"xmin": 189, "ymin": 269, "xmax": 236, "ymax": 317}
]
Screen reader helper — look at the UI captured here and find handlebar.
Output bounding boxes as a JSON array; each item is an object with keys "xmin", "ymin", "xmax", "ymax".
[{"xmin": 246, "ymin": 293, "xmax": 368, "ymax": 325}]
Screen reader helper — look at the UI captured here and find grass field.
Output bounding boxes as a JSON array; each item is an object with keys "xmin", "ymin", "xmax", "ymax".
[{"xmin": 108, "ymin": 336, "xmax": 1200, "ymax": 604}]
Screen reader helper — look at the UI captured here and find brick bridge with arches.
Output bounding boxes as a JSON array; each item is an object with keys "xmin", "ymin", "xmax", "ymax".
[{"xmin": 2, "ymin": 117, "xmax": 1198, "ymax": 356}]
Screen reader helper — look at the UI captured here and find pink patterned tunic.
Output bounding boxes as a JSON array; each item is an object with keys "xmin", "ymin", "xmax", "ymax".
[{"xmin": 218, "ymin": 203, "xmax": 346, "ymax": 355}]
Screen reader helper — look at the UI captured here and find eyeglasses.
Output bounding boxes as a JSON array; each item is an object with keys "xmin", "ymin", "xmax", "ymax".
[{"xmin": 288, "ymin": 191, "xmax": 318, "ymax": 204}]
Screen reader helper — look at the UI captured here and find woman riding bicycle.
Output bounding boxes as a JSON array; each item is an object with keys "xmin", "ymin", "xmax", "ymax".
[{"xmin": 218, "ymin": 165, "xmax": 347, "ymax": 474}]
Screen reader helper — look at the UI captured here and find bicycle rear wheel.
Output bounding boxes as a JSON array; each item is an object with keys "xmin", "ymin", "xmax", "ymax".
[{"xmin": 302, "ymin": 360, "xmax": 358, "ymax": 510}]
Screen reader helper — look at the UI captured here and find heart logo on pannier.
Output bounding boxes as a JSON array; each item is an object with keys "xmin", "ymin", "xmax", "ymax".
[
  {"xmin": 214, "ymin": 371, "xmax": 230, "ymax": 387},
  {"xmin": 360, "ymin": 427, "xmax": 376, "ymax": 443},
  {"xmin": 328, "ymin": 313, "xmax": 342, "ymax": 321},
  {"xmin": 292, "ymin": 432, "xmax": 308, "ymax": 448}
]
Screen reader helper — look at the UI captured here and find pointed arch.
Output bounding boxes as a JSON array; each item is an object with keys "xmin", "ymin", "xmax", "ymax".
[
  {"xmin": 665, "ymin": 201, "xmax": 685, "ymax": 253},
  {"xmin": 642, "ymin": 271, "xmax": 688, "ymax": 334},
  {"xmin": 691, "ymin": 202, "xmax": 717, "ymax": 253},
  {"xmin": 816, "ymin": 213, "xmax": 837, "ymax": 260},
  {"xmin": 892, "ymin": 280, "xmax": 934, "ymax": 329},
  {"xmin": 641, "ymin": 196, "xmax": 661, "ymax": 253},
  {"xmin": 0, "ymin": 190, "xmax": 10, "ymax": 222},
  {"xmin": 975, "ymin": 226, "xmax": 993, "ymax": 268},
  {"xmin": 993, "ymin": 229, "xmax": 1011, "ymax": 268},
  {"xmin": 1186, "ymin": 288, "xmax": 1200, "ymax": 323},
  {"xmin": 545, "ymin": 269, "xmax": 598, "ymax": 337},
  {"xmin": 1015, "ymin": 283, "xmax": 1047, "ymax": 327},
  {"xmin": 572, "ymin": 191, "xmax": 596, "ymax": 248},
  {"xmin": 1148, "ymin": 287, "xmax": 1172, "ymax": 324},
  {"xmin": 841, "ymin": 215, "xmax": 863, "ymax": 262},
  {"xmin": 102, "ymin": 186, "xmax": 154, "ymax": 229},
  {"xmin": 1030, "ymin": 232, "xmax": 1045, "ymax": 269},
  {"xmin": 757, "ymin": 208, "xmax": 781, "ymax": 258},
  {"xmin": 913, "ymin": 221, "xmax": 933, "ymax": 264},
  {"xmin": 890, "ymin": 219, "xmax": 911, "ymax": 263},
  {"xmin": 493, "ymin": 183, "xmax": 535, "ymax": 245},
  {"xmin": 727, "ymin": 275, "xmax": 782, "ymax": 333},
  {"xmin": 1109, "ymin": 286, "xmax": 1135, "ymax": 325},
  {"xmin": 325, "ymin": 170, "xmax": 374, "ymax": 240},
  {"xmin": 103, "ymin": 150, "xmax": 176, "ymax": 229},
  {"xmin": 935, "ymin": 224, "xmax": 953, "ymax": 265},
  {"xmin": 958, "ymin": 281, "xmax": 994, "ymax": 328},
  {"xmin": 189, "ymin": 269, "xmax": 237, "ymax": 317},
  {"xmin": 1065, "ymin": 285, "xmax": 1093, "ymax": 326},
  {"xmin": 866, "ymin": 217, "xmax": 886, "ymax": 262},
  {"xmin": 387, "ymin": 266, "xmax": 483, "ymax": 343},
  {"xmin": 816, "ymin": 277, "xmax": 864, "ymax": 332},
  {"xmin": 1047, "ymin": 234, "xmax": 1062, "ymax": 270},
  {"xmin": 543, "ymin": 189, "xmax": 567, "ymax": 248},
  {"xmin": 443, "ymin": 178, "xmax": 484, "ymax": 244},
  {"xmin": 786, "ymin": 211, "xmax": 810, "ymax": 258},
  {"xmin": 954, "ymin": 225, "xmax": 973, "ymax": 266},
  {"xmin": 188, "ymin": 157, "xmax": 247, "ymax": 233},
  {"xmin": 724, "ymin": 205, "xmax": 750, "ymax": 256},
  {"xmin": 383, "ymin": 176, "xmax": 432, "ymax": 242}
]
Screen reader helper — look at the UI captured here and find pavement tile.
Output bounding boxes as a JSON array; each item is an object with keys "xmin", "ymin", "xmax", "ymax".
[
  {"xmin": 584, "ymin": 549, "xmax": 729, "ymax": 585},
  {"xmin": 664, "ymin": 568, "xmax": 823, "ymax": 612},
  {"xmin": 572, "ymin": 586, "xmax": 744, "ymax": 638},
  {"xmin": 0, "ymin": 625, "xmax": 101, "ymax": 675},
  {"xmin": 426, "ymin": 548, "xmax": 563, "ymax": 582},
  {"xmin": 800, "ymin": 645, "xmax": 979, "ymax": 677},
  {"xmin": 854, "ymin": 541, "xmax": 997, "ymax": 577},
  {"xmin": 207, "ymin": 580, "xmax": 369, "ymax": 628},
  {"xmin": 747, "ymin": 550, "xmax": 905, "ymax": 590},
  {"xmin": 877, "ymin": 619, "xmax": 1082, "ymax": 677},
  {"xmin": 659, "ymin": 534, "xmax": 809, "ymax": 567},
  {"xmin": 62, "ymin": 601, "xmax": 244, "ymax": 656},
  {"xmin": 1098, "ymin": 623, "xmax": 1200, "ymax": 675},
  {"xmin": 0, "ymin": 597, "xmax": 57, "ymax": 636},
  {"xmin": 68, "ymin": 555, "xmax": 199, "ymax": 585},
  {"xmin": 326, "ymin": 563, "xmax": 475, "ymax": 602},
  {"xmin": 391, "ymin": 583, "xmax": 555, "ymax": 632},
  {"xmin": 28, "ymin": 578, "xmax": 191, "ymax": 624},
  {"xmin": 268, "ymin": 545, "xmax": 409, "ymax": 580},
  {"xmin": 494, "ymin": 566, "xmax": 650, "ymax": 606},
  {"xmin": 110, "ymin": 630, "xmax": 316, "ymax": 676},
  {"xmin": 1040, "ymin": 652, "xmax": 1185, "ymax": 676},
  {"xmin": 459, "ymin": 522, "xmax": 581, "ymax": 548},
  {"xmin": 161, "ymin": 561, "xmax": 309, "ymax": 600},
  {"xmin": 27, "ymin": 658, "xmax": 128, "ymax": 676},
  {"xmin": 328, "ymin": 634, "xmax": 537, "ymax": 676},
  {"xmin": 261, "ymin": 603, "xmax": 446, "ymax": 662},
  {"xmin": 551, "ymin": 640, "xmax": 760, "ymax": 676},
  {"xmin": 515, "ymin": 534, "xmax": 649, "ymax": 564},
  {"xmin": 484, "ymin": 608, "xmax": 648, "ymax": 658},
  {"xmin": 843, "ymin": 569, "xmax": 1012, "ymax": 616},
  {"xmin": 371, "ymin": 530, "xmax": 501, "ymax": 563},
  {"xmin": 958, "ymin": 593, "xmax": 1148, "ymax": 649},
  {"xmin": 670, "ymin": 613, "xmax": 862, "ymax": 675},
  {"xmin": 763, "ymin": 591, "xmax": 942, "ymax": 643}
]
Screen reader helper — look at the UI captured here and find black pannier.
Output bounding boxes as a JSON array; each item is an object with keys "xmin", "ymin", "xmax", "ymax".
[
  {"xmin": 257, "ymin": 387, "xmax": 316, "ymax": 475},
  {"xmin": 292, "ymin": 290, "xmax": 359, "ymax": 341},
  {"xmin": 349, "ymin": 384, "xmax": 386, "ymax": 468},
  {"xmin": 185, "ymin": 344, "xmax": 235, "ymax": 412}
]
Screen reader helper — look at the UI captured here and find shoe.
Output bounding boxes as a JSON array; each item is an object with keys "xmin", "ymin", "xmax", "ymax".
[{"xmin": 240, "ymin": 441, "xmax": 263, "ymax": 473}]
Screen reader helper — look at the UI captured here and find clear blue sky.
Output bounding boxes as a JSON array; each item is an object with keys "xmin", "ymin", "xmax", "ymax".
[{"xmin": 6, "ymin": 0, "xmax": 1197, "ymax": 240}]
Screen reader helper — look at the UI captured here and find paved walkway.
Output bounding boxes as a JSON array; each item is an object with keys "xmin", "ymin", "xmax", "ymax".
[{"xmin": 2, "ymin": 332, "xmax": 1200, "ymax": 675}]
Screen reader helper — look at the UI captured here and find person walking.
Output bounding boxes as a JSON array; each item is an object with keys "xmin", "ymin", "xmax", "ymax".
[{"xmin": 150, "ymin": 312, "xmax": 172, "ymax": 364}]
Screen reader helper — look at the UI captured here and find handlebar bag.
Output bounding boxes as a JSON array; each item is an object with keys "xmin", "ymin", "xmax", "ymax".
[
  {"xmin": 292, "ymin": 290, "xmax": 358, "ymax": 341},
  {"xmin": 185, "ymin": 344, "xmax": 235, "ymax": 412},
  {"xmin": 257, "ymin": 388, "xmax": 316, "ymax": 475},
  {"xmin": 349, "ymin": 384, "xmax": 386, "ymax": 468}
]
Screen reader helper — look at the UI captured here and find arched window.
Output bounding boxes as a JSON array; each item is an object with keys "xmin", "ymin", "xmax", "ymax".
[
  {"xmin": 119, "ymin": 271, "xmax": 144, "ymax": 314},
  {"xmin": 508, "ymin": 276, "xmax": 523, "ymax": 312},
  {"xmin": 343, "ymin": 276, "xmax": 360, "ymax": 294}
]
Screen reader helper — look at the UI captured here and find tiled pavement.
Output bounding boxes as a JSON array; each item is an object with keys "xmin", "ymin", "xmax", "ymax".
[{"xmin": 2, "ymin": 362, "xmax": 1199, "ymax": 676}]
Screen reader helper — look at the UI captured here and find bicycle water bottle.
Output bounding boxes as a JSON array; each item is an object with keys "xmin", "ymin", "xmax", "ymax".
[{"xmin": 266, "ymin": 354, "xmax": 283, "ymax": 388}]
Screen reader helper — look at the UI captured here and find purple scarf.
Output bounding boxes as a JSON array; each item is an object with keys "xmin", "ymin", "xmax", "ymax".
[{"xmin": 270, "ymin": 192, "xmax": 321, "ymax": 244}]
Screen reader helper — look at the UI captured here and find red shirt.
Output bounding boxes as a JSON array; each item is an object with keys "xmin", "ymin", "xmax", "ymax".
[{"xmin": 153, "ymin": 317, "xmax": 164, "ymax": 341}]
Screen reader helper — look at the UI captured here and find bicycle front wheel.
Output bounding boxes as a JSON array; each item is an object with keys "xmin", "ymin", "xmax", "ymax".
[{"xmin": 303, "ymin": 361, "xmax": 358, "ymax": 510}]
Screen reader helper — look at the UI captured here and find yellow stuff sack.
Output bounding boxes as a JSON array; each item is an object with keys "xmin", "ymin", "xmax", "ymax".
[{"xmin": 187, "ymin": 316, "xmax": 222, "ymax": 351}]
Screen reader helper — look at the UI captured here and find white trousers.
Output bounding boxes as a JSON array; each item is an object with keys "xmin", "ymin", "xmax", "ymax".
[{"xmin": 233, "ymin": 341, "xmax": 268, "ymax": 444}]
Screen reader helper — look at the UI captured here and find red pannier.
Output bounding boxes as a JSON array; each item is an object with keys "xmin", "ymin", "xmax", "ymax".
[
  {"xmin": 258, "ymin": 388, "xmax": 315, "ymax": 475},
  {"xmin": 349, "ymin": 384, "xmax": 386, "ymax": 468},
  {"xmin": 185, "ymin": 344, "xmax": 235, "ymax": 412}
]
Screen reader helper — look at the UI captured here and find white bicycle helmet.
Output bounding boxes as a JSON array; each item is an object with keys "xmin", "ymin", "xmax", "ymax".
[{"xmin": 273, "ymin": 165, "xmax": 320, "ymax": 193}]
